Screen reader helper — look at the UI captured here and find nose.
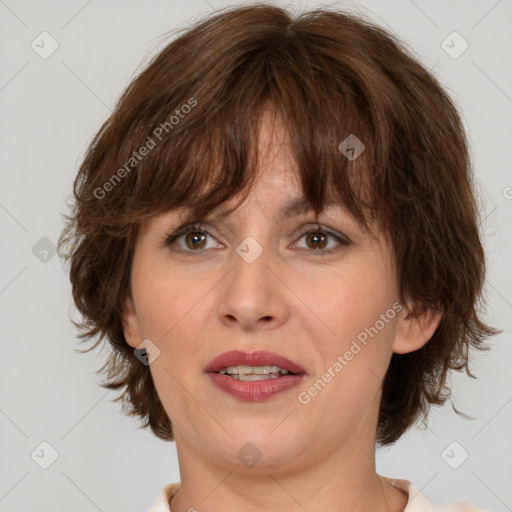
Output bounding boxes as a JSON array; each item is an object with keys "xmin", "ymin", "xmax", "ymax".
[{"xmin": 216, "ymin": 241, "xmax": 290, "ymax": 332}]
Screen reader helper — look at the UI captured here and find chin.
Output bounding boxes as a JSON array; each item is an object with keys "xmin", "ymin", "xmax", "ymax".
[{"xmin": 206, "ymin": 430, "xmax": 306, "ymax": 471}]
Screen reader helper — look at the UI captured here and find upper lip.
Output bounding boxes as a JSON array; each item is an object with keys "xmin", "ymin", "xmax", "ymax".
[{"xmin": 204, "ymin": 350, "xmax": 306, "ymax": 374}]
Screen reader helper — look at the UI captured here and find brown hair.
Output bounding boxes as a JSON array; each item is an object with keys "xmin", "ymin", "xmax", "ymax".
[{"xmin": 58, "ymin": 3, "xmax": 497, "ymax": 445}]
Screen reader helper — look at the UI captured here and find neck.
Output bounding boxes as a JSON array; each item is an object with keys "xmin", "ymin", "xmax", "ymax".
[{"xmin": 169, "ymin": 427, "xmax": 407, "ymax": 512}]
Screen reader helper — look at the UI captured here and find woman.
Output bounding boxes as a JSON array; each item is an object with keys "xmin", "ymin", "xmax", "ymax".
[{"xmin": 58, "ymin": 4, "xmax": 496, "ymax": 511}]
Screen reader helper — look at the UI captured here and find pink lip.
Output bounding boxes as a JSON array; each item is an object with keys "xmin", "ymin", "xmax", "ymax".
[
  {"xmin": 204, "ymin": 350, "xmax": 306, "ymax": 374},
  {"xmin": 204, "ymin": 350, "xmax": 306, "ymax": 402},
  {"xmin": 207, "ymin": 372, "xmax": 305, "ymax": 401}
]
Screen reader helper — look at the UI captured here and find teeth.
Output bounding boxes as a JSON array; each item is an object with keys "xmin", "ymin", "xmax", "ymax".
[
  {"xmin": 219, "ymin": 365, "xmax": 290, "ymax": 376},
  {"xmin": 236, "ymin": 374, "xmax": 281, "ymax": 381}
]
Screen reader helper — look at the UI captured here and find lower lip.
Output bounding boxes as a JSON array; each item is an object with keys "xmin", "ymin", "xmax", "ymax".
[{"xmin": 206, "ymin": 372, "xmax": 305, "ymax": 401}]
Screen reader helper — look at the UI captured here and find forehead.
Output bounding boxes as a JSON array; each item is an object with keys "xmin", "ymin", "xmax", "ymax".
[
  {"xmin": 142, "ymin": 102, "xmax": 378, "ymax": 237},
  {"xmin": 250, "ymin": 105, "xmax": 299, "ymax": 184}
]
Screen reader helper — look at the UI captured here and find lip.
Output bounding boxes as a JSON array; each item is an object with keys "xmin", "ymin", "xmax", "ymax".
[
  {"xmin": 204, "ymin": 350, "xmax": 307, "ymax": 374},
  {"xmin": 204, "ymin": 350, "xmax": 306, "ymax": 402},
  {"xmin": 207, "ymin": 372, "xmax": 305, "ymax": 401}
]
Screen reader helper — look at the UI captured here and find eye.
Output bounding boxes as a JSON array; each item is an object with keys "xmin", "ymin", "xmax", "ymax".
[
  {"xmin": 162, "ymin": 222, "xmax": 351, "ymax": 255},
  {"xmin": 292, "ymin": 224, "xmax": 351, "ymax": 255},
  {"xmin": 163, "ymin": 222, "xmax": 223, "ymax": 253}
]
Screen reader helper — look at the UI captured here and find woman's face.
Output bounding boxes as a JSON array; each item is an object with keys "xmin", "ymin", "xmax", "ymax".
[{"xmin": 123, "ymin": 110, "xmax": 431, "ymax": 474}]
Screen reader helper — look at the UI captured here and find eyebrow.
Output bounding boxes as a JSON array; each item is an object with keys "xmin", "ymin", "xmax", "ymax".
[
  {"xmin": 178, "ymin": 196, "xmax": 347, "ymax": 227},
  {"xmin": 214, "ymin": 197, "xmax": 333, "ymax": 221},
  {"xmin": 280, "ymin": 197, "xmax": 317, "ymax": 218},
  {"xmin": 278, "ymin": 197, "xmax": 351, "ymax": 219}
]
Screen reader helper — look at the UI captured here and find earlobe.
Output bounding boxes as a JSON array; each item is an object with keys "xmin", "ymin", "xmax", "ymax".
[
  {"xmin": 122, "ymin": 297, "xmax": 143, "ymax": 349},
  {"xmin": 392, "ymin": 303, "xmax": 442, "ymax": 355}
]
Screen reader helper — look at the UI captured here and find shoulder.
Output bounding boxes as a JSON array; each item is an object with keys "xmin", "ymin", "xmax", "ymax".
[
  {"xmin": 384, "ymin": 477, "xmax": 488, "ymax": 512},
  {"xmin": 148, "ymin": 482, "xmax": 180, "ymax": 512}
]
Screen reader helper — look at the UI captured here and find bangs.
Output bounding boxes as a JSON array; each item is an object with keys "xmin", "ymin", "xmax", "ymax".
[{"xmin": 91, "ymin": 14, "xmax": 392, "ymax": 233}]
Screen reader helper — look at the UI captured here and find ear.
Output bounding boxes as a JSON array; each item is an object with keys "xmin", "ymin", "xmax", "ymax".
[
  {"xmin": 392, "ymin": 303, "xmax": 442, "ymax": 354},
  {"xmin": 122, "ymin": 296, "xmax": 144, "ymax": 349}
]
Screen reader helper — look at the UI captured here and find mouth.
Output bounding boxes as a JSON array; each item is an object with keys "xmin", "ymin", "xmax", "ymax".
[
  {"xmin": 204, "ymin": 350, "xmax": 306, "ymax": 378},
  {"xmin": 204, "ymin": 350, "xmax": 306, "ymax": 401}
]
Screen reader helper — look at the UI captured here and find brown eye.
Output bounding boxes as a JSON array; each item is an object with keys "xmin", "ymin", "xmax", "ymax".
[
  {"xmin": 164, "ymin": 223, "xmax": 222, "ymax": 253},
  {"xmin": 183, "ymin": 231, "xmax": 207, "ymax": 250},
  {"xmin": 293, "ymin": 225, "xmax": 351, "ymax": 255},
  {"xmin": 305, "ymin": 231, "xmax": 328, "ymax": 250}
]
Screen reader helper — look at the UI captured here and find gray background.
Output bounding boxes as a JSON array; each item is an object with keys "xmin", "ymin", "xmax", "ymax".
[{"xmin": 1, "ymin": 0, "xmax": 511, "ymax": 511}]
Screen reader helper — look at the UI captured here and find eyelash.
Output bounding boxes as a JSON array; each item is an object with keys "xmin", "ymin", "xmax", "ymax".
[{"xmin": 162, "ymin": 222, "xmax": 351, "ymax": 256}]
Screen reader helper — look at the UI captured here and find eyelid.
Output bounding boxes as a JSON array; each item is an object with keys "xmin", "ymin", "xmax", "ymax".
[
  {"xmin": 290, "ymin": 223, "xmax": 352, "ymax": 253},
  {"xmin": 161, "ymin": 221, "xmax": 221, "ymax": 249},
  {"xmin": 295, "ymin": 222, "xmax": 351, "ymax": 244}
]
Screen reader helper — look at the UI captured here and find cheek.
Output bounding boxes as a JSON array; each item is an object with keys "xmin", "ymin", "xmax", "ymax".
[
  {"xmin": 130, "ymin": 263, "xmax": 209, "ymax": 429},
  {"xmin": 131, "ymin": 252, "xmax": 215, "ymax": 373},
  {"xmin": 298, "ymin": 262, "xmax": 398, "ymax": 407},
  {"xmin": 310, "ymin": 260, "xmax": 397, "ymax": 345},
  {"xmin": 131, "ymin": 252, "xmax": 203, "ymax": 340}
]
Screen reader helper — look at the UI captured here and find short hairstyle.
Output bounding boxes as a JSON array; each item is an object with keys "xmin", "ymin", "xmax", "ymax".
[{"xmin": 58, "ymin": 3, "xmax": 497, "ymax": 445}]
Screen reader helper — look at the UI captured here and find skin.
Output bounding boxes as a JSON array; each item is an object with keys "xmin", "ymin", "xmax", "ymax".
[{"xmin": 123, "ymin": 107, "xmax": 441, "ymax": 512}]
